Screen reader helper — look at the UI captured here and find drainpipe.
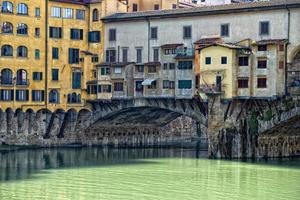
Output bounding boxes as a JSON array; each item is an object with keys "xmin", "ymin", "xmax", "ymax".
[
  {"xmin": 147, "ymin": 17, "xmax": 150, "ymax": 63},
  {"xmin": 45, "ymin": 0, "xmax": 49, "ymax": 108},
  {"xmin": 285, "ymin": 5, "xmax": 291, "ymax": 96}
]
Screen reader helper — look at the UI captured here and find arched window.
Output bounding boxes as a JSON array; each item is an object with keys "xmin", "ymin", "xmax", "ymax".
[
  {"xmin": 92, "ymin": 9, "xmax": 98, "ymax": 21},
  {"xmin": 17, "ymin": 3, "xmax": 28, "ymax": 15},
  {"xmin": 49, "ymin": 90, "xmax": 59, "ymax": 103},
  {"xmin": 16, "ymin": 69, "xmax": 28, "ymax": 85},
  {"xmin": 2, "ymin": 22, "xmax": 13, "ymax": 33},
  {"xmin": 77, "ymin": 94, "xmax": 81, "ymax": 103},
  {"xmin": 0, "ymin": 69, "xmax": 13, "ymax": 85},
  {"xmin": 17, "ymin": 23, "xmax": 28, "ymax": 35},
  {"xmin": 71, "ymin": 92, "xmax": 77, "ymax": 103},
  {"xmin": 1, "ymin": 1, "xmax": 13, "ymax": 13},
  {"xmin": 1, "ymin": 45, "xmax": 13, "ymax": 56},
  {"xmin": 67, "ymin": 94, "xmax": 71, "ymax": 103},
  {"xmin": 17, "ymin": 46, "xmax": 28, "ymax": 57}
]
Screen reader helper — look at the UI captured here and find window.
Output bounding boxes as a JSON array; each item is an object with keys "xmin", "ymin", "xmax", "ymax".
[
  {"xmin": 136, "ymin": 48, "xmax": 142, "ymax": 63},
  {"xmin": 76, "ymin": 9, "xmax": 85, "ymax": 20},
  {"xmin": 148, "ymin": 65, "xmax": 156, "ymax": 73},
  {"xmin": 100, "ymin": 67, "xmax": 110, "ymax": 75},
  {"xmin": 164, "ymin": 48, "xmax": 176, "ymax": 55},
  {"xmin": 178, "ymin": 61, "xmax": 193, "ymax": 69},
  {"xmin": 220, "ymin": 24, "xmax": 229, "ymax": 37},
  {"xmin": 2, "ymin": 22, "xmax": 13, "ymax": 33},
  {"xmin": 260, "ymin": 21, "xmax": 269, "ymax": 35},
  {"xmin": 114, "ymin": 66, "xmax": 122, "ymax": 74},
  {"xmin": 136, "ymin": 65, "xmax": 144, "ymax": 73},
  {"xmin": 148, "ymin": 81, "xmax": 156, "ymax": 89},
  {"xmin": 17, "ymin": 3, "xmax": 28, "ymax": 15},
  {"xmin": 52, "ymin": 69, "xmax": 59, "ymax": 81},
  {"xmin": 105, "ymin": 49, "xmax": 116, "ymax": 63},
  {"xmin": 178, "ymin": 80, "xmax": 192, "ymax": 89},
  {"xmin": 154, "ymin": 4, "xmax": 159, "ymax": 10},
  {"xmin": 109, "ymin": 29, "xmax": 116, "ymax": 41},
  {"xmin": 51, "ymin": 7, "xmax": 61, "ymax": 18},
  {"xmin": 49, "ymin": 89, "xmax": 59, "ymax": 103},
  {"xmin": 258, "ymin": 45, "xmax": 267, "ymax": 51},
  {"xmin": 132, "ymin": 4, "xmax": 138, "ymax": 12},
  {"xmin": 68, "ymin": 48, "xmax": 79, "ymax": 64},
  {"xmin": 63, "ymin": 8, "xmax": 73, "ymax": 19},
  {"xmin": 238, "ymin": 57, "xmax": 248, "ymax": 66},
  {"xmin": 98, "ymin": 85, "xmax": 112, "ymax": 93},
  {"xmin": 52, "ymin": 47, "xmax": 59, "ymax": 59},
  {"xmin": 183, "ymin": 26, "xmax": 192, "ymax": 39},
  {"xmin": 257, "ymin": 60, "xmax": 267, "ymax": 69},
  {"xmin": 1, "ymin": 45, "xmax": 13, "ymax": 56},
  {"xmin": 35, "ymin": 49, "xmax": 40, "ymax": 59},
  {"xmin": 257, "ymin": 77, "xmax": 267, "ymax": 88},
  {"xmin": 35, "ymin": 28, "xmax": 40, "ymax": 37},
  {"xmin": 205, "ymin": 57, "xmax": 211, "ymax": 65},
  {"xmin": 0, "ymin": 69, "xmax": 13, "ymax": 85},
  {"xmin": 17, "ymin": 23, "xmax": 28, "ymax": 35},
  {"xmin": 279, "ymin": 44, "xmax": 284, "ymax": 52},
  {"xmin": 16, "ymin": 69, "xmax": 28, "ymax": 85},
  {"xmin": 87, "ymin": 85, "xmax": 97, "ymax": 94},
  {"xmin": 32, "ymin": 90, "xmax": 44, "ymax": 102},
  {"xmin": 92, "ymin": 9, "xmax": 98, "ymax": 21},
  {"xmin": 169, "ymin": 63, "xmax": 175, "ymax": 69},
  {"xmin": 88, "ymin": 31, "xmax": 100, "ymax": 43},
  {"xmin": 122, "ymin": 48, "xmax": 128, "ymax": 62},
  {"xmin": 17, "ymin": 46, "xmax": 27, "ymax": 57},
  {"xmin": 150, "ymin": 27, "xmax": 157, "ymax": 39},
  {"xmin": 35, "ymin": 7, "xmax": 40, "ymax": 17},
  {"xmin": 49, "ymin": 27, "xmax": 62, "ymax": 38},
  {"xmin": 238, "ymin": 78, "xmax": 249, "ymax": 88},
  {"xmin": 153, "ymin": 48, "xmax": 159, "ymax": 62},
  {"xmin": 72, "ymin": 72, "xmax": 81, "ymax": 89},
  {"xmin": 163, "ymin": 63, "xmax": 168, "ymax": 70},
  {"xmin": 67, "ymin": 93, "xmax": 81, "ymax": 104},
  {"xmin": 279, "ymin": 60, "xmax": 284, "ymax": 69},
  {"xmin": 16, "ymin": 90, "xmax": 29, "ymax": 101},
  {"xmin": 1, "ymin": 1, "xmax": 13, "ymax": 13},
  {"xmin": 114, "ymin": 82, "xmax": 124, "ymax": 92},
  {"xmin": 169, "ymin": 81, "xmax": 175, "ymax": 89},
  {"xmin": 92, "ymin": 55, "xmax": 99, "ymax": 63},
  {"xmin": 70, "ymin": 29, "xmax": 83, "ymax": 40},
  {"xmin": 172, "ymin": 4, "xmax": 177, "ymax": 9},
  {"xmin": 221, "ymin": 57, "xmax": 227, "ymax": 64},
  {"xmin": 0, "ymin": 89, "xmax": 14, "ymax": 101},
  {"xmin": 33, "ymin": 72, "xmax": 42, "ymax": 81},
  {"xmin": 163, "ymin": 80, "xmax": 169, "ymax": 89}
]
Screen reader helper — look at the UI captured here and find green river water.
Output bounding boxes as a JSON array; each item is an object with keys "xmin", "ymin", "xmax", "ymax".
[{"xmin": 0, "ymin": 147, "xmax": 299, "ymax": 200}]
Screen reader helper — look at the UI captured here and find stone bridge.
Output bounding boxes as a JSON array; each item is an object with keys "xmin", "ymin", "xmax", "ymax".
[{"xmin": 0, "ymin": 97, "xmax": 299, "ymax": 159}]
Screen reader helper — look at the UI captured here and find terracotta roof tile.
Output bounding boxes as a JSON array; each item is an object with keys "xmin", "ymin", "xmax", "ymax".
[{"xmin": 161, "ymin": 43, "xmax": 184, "ymax": 48}]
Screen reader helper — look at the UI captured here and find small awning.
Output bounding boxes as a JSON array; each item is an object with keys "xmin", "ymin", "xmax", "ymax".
[{"xmin": 142, "ymin": 78, "xmax": 156, "ymax": 86}]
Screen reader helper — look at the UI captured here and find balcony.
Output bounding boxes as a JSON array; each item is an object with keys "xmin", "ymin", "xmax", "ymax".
[
  {"xmin": 0, "ymin": 78, "xmax": 13, "ymax": 86},
  {"xmin": 175, "ymin": 47, "xmax": 194, "ymax": 59},
  {"xmin": 199, "ymin": 84, "xmax": 225, "ymax": 95},
  {"xmin": 16, "ymin": 79, "xmax": 29, "ymax": 86}
]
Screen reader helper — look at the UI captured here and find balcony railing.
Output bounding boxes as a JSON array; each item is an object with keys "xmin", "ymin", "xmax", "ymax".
[
  {"xmin": 0, "ymin": 78, "xmax": 13, "ymax": 86},
  {"xmin": 16, "ymin": 79, "xmax": 29, "ymax": 86},
  {"xmin": 199, "ymin": 84, "xmax": 225, "ymax": 95},
  {"xmin": 175, "ymin": 48, "xmax": 195, "ymax": 59}
]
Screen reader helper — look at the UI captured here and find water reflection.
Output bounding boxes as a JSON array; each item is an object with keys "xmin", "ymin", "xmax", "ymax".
[{"xmin": 0, "ymin": 147, "xmax": 207, "ymax": 182}]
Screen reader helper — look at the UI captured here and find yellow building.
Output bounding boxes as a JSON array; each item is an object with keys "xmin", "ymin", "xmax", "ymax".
[
  {"xmin": 199, "ymin": 43, "xmax": 250, "ymax": 100},
  {"xmin": 0, "ymin": 0, "xmax": 126, "ymax": 112}
]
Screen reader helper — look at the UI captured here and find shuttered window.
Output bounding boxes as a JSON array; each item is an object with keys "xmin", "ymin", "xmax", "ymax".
[
  {"xmin": 69, "ymin": 48, "xmax": 79, "ymax": 64},
  {"xmin": 16, "ymin": 90, "xmax": 29, "ymax": 101},
  {"xmin": 72, "ymin": 72, "xmax": 81, "ymax": 89}
]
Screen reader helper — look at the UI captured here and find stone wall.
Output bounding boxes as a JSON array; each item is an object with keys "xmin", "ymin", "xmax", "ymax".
[{"xmin": 207, "ymin": 96, "xmax": 300, "ymax": 159}]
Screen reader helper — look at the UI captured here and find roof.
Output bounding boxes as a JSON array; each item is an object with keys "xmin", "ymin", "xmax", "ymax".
[
  {"xmin": 49, "ymin": 0, "xmax": 101, "ymax": 5},
  {"xmin": 96, "ymin": 62, "xmax": 135, "ymax": 67},
  {"xmin": 194, "ymin": 37, "xmax": 223, "ymax": 45},
  {"xmin": 80, "ymin": 50, "xmax": 94, "ymax": 55},
  {"xmin": 198, "ymin": 43, "xmax": 249, "ymax": 51},
  {"xmin": 254, "ymin": 39, "xmax": 288, "ymax": 45},
  {"xmin": 144, "ymin": 62, "xmax": 161, "ymax": 66},
  {"xmin": 102, "ymin": 0, "xmax": 300, "ymax": 22},
  {"xmin": 161, "ymin": 43, "xmax": 184, "ymax": 49}
]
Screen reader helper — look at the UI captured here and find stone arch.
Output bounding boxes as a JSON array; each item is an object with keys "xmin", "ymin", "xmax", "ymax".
[
  {"xmin": 288, "ymin": 46, "xmax": 300, "ymax": 95},
  {"xmin": 76, "ymin": 109, "xmax": 93, "ymax": 130},
  {"xmin": 288, "ymin": 45, "xmax": 300, "ymax": 63}
]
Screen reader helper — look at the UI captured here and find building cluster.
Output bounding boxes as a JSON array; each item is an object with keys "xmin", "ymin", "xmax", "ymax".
[{"xmin": 0, "ymin": 0, "xmax": 300, "ymax": 112}]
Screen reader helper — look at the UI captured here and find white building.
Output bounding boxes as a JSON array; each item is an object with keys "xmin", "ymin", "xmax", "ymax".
[{"xmin": 101, "ymin": 0, "xmax": 300, "ymax": 99}]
